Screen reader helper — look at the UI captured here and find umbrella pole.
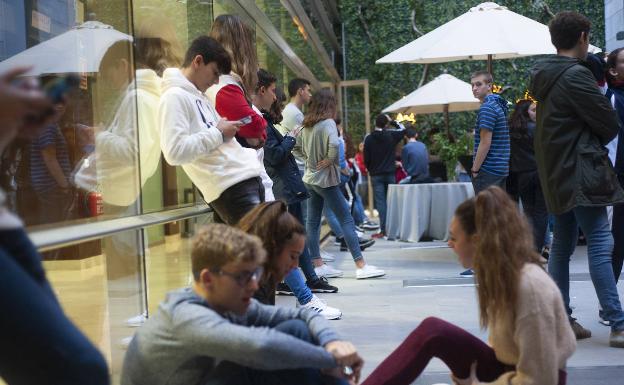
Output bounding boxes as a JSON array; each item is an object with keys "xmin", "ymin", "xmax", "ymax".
[
  {"xmin": 487, "ymin": 54, "xmax": 493, "ymax": 75},
  {"xmin": 444, "ymin": 104, "xmax": 450, "ymax": 136}
]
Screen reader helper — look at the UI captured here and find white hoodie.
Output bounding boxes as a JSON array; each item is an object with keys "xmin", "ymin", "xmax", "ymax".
[{"xmin": 159, "ymin": 68, "xmax": 262, "ymax": 203}]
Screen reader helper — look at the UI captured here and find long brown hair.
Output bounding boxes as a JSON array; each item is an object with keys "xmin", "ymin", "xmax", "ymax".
[
  {"xmin": 237, "ymin": 201, "xmax": 306, "ymax": 282},
  {"xmin": 302, "ymin": 89, "xmax": 336, "ymax": 128},
  {"xmin": 210, "ymin": 14, "xmax": 258, "ymax": 96},
  {"xmin": 454, "ymin": 186, "xmax": 542, "ymax": 328}
]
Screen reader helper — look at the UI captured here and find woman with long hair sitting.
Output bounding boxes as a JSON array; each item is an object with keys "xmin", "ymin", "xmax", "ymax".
[{"xmin": 361, "ymin": 187, "xmax": 575, "ymax": 385}]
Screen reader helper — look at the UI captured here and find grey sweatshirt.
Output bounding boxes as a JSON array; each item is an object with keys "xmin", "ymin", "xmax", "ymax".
[
  {"xmin": 293, "ymin": 118, "xmax": 341, "ymax": 188},
  {"xmin": 121, "ymin": 288, "xmax": 339, "ymax": 385}
]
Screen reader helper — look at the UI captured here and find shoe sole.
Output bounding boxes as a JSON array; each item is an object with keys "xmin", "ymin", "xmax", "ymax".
[
  {"xmin": 276, "ymin": 290, "xmax": 295, "ymax": 296},
  {"xmin": 340, "ymin": 240, "xmax": 376, "ymax": 252},
  {"xmin": 324, "ymin": 313, "xmax": 342, "ymax": 320},
  {"xmin": 317, "ymin": 272, "xmax": 344, "ymax": 278},
  {"xmin": 356, "ymin": 271, "xmax": 386, "ymax": 279},
  {"xmin": 310, "ymin": 288, "xmax": 339, "ymax": 293}
]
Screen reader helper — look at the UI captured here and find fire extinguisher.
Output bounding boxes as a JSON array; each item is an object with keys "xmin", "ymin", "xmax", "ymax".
[{"xmin": 84, "ymin": 190, "xmax": 103, "ymax": 217}]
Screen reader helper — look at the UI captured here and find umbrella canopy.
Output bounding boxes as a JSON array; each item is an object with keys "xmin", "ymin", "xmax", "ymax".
[
  {"xmin": 383, "ymin": 73, "xmax": 480, "ymax": 114},
  {"xmin": 0, "ymin": 21, "xmax": 132, "ymax": 76},
  {"xmin": 377, "ymin": 2, "xmax": 600, "ymax": 65}
]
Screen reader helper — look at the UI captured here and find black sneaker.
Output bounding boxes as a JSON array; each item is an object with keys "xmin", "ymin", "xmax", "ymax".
[
  {"xmin": 459, "ymin": 269, "xmax": 474, "ymax": 277},
  {"xmin": 276, "ymin": 282, "xmax": 294, "ymax": 296},
  {"xmin": 340, "ymin": 238, "xmax": 375, "ymax": 251},
  {"xmin": 362, "ymin": 220, "xmax": 380, "ymax": 231},
  {"xmin": 334, "ymin": 236, "xmax": 343, "ymax": 246},
  {"xmin": 307, "ymin": 277, "xmax": 339, "ymax": 293}
]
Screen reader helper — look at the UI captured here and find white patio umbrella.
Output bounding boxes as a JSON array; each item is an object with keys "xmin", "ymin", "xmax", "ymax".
[
  {"xmin": 0, "ymin": 21, "xmax": 133, "ymax": 76},
  {"xmin": 383, "ymin": 73, "xmax": 480, "ymax": 133},
  {"xmin": 376, "ymin": 2, "xmax": 600, "ymax": 73}
]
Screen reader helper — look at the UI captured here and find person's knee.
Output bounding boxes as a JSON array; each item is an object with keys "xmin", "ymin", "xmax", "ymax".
[{"xmin": 275, "ymin": 319, "xmax": 313, "ymax": 343}]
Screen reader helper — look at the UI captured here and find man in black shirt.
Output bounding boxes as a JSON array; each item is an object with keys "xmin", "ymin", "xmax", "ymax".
[{"xmin": 363, "ymin": 114, "xmax": 405, "ymax": 237}]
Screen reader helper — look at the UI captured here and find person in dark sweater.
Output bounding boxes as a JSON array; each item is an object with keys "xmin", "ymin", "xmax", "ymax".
[
  {"xmin": 363, "ymin": 114, "xmax": 405, "ymax": 236},
  {"xmin": 508, "ymin": 99, "xmax": 548, "ymax": 253}
]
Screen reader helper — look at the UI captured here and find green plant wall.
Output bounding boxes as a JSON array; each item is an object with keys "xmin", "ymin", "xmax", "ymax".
[{"xmin": 340, "ymin": 0, "xmax": 605, "ymax": 142}]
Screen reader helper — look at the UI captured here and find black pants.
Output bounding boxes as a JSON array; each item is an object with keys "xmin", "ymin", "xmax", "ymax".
[
  {"xmin": 0, "ymin": 229, "xmax": 109, "ymax": 385},
  {"xmin": 210, "ymin": 177, "xmax": 265, "ymax": 225},
  {"xmin": 517, "ymin": 170, "xmax": 548, "ymax": 252},
  {"xmin": 612, "ymin": 204, "xmax": 624, "ymax": 282}
]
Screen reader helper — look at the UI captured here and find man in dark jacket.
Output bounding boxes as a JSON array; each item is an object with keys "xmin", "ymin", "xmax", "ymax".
[
  {"xmin": 530, "ymin": 11, "xmax": 624, "ymax": 347},
  {"xmin": 363, "ymin": 114, "xmax": 405, "ymax": 237}
]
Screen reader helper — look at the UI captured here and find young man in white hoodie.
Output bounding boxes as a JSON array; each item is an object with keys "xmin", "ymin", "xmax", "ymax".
[{"xmin": 160, "ymin": 36, "xmax": 265, "ymax": 224}]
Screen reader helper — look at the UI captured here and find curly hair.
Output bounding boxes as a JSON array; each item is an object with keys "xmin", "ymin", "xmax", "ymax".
[
  {"xmin": 454, "ymin": 186, "xmax": 543, "ymax": 328},
  {"xmin": 191, "ymin": 224, "xmax": 266, "ymax": 281}
]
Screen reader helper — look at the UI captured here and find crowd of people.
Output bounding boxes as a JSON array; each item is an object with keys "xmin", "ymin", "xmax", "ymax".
[{"xmin": 1, "ymin": 9, "xmax": 624, "ymax": 385}]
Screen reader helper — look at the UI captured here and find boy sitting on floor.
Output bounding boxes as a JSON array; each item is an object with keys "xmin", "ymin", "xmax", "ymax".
[{"xmin": 121, "ymin": 223, "xmax": 362, "ymax": 385}]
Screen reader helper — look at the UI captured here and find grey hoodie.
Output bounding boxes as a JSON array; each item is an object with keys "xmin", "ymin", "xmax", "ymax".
[{"xmin": 121, "ymin": 288, "xmax": 339, "ymax": 385}]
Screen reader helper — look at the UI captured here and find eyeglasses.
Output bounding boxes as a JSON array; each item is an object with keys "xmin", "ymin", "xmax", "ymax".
[{"xmin": 212, "ymin": 266, "xmax": 264, "ymax": 287}]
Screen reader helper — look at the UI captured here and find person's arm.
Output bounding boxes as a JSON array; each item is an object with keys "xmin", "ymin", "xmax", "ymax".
[
  {"xmin": 363, "ymin": 137, "xmax": 372, "ymax": 171},
  {"xmin": 566, "ymin": 68, "xmax": 620, "ymax": 145},
  {"xmin": 214, "ymin": 85, "xmax": 267, "ymax": 139},
  {"xmin": 479, "ymin": 312, "xmax": 562, "ymax": 385},
  {"xmin": 264, "ymin": 125, "xmax": 296, "ymax": 166},
  {"xmin": 325, "ymin": 121, "xmax": 340, "ymax": 162},
  {"xmin": 41, "ymin": 146, "xmax": 69, "ymax": 189},
  {"xmin": 159, "ymin": 92, "xmax": 223, "ymax": 165},
  {"xmin": 472, "ymin": 129, "xmax": 492, "ymax": 175},
  {"xmin": 471, "ymin": 105, "xmax": 495, "ymax": 175},
  {"xmin": 174, "ymin": 301, "xmax": 338, "ymax": 371}
]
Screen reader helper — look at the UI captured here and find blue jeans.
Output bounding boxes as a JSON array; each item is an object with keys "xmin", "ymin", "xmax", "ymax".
[
  {"xmin": 548, "ymin": 206, "xmax": 624, "ymax": 331},
  {"xmin": 352, "ymin": 194, "xmax": 366, "ymax": 225},
  {"xmin": 0, "ymin": 229, "xmax": 109, "ymax": 385},
  {"xmin": 472, "ymin": 170, "xmax": 506, "ymax": 195},
  {"xmin": 371, "ymin": 173, "xmax": 395, "ymax": 233},
  {"xmin": 284, "ymin": 269, "xmax": 313, "ymax": 305},
  {"xmin": 324, "ymin": 205, "xmax": 343, "ymax": 238},
  {"xmin": 204, "ymin": 319, "xmax": 348, "ymax": 385},
  {"xmin": 305, "ymin": 183, "xmax": 363, "ymax": 262}
]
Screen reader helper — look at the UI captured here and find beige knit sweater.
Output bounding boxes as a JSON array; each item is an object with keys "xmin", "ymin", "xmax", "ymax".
[{"xmin": 484, "ymin": 263, "xmax": 576, "ymax": 385}]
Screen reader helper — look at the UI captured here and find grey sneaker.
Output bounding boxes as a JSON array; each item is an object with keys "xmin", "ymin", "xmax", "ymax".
[
  {"xmin": 610, "ymin": 330, "xmax": 624, "ymax": 348},
  {"xmin": 570, "ymin": 319, "xmax": 592, "ymax": 340}
]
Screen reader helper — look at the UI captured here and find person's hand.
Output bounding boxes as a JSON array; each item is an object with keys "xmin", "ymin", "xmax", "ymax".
[
  {"xmin": 0, "ymin": 67, "xmax": 51, "ymax": 130},
  {"xmin": 216, "ymin": 118, "xmax": 241, "ymax": 140},
  {"xmin": 317, "ymin": 158, "xmax": 333, "ymax": 170},
  {"xmin": 324, "ymin": 341, "xmax": 364, "ymax": 383},
  {"xmin": 451, "ymin": 362, "xmax": 479, "ymax": 385},
  {"xmin": 287, "ymin": 126, "xmax": 303, "ymax": 138},
  {"xmin": 395, "ymin": 160, "xmax": 401, "ymax": 167}
]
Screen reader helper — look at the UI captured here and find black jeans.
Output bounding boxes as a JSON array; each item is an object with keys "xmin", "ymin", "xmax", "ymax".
[
  {"xmin": 210, "ymin": 177, "xmax": 265, "ymax": 225},
  {"xmin": 517, "ymin": 170, "xmax": 549, "ymax": 251},
  {"xmin": 0, "ymin": 229, "xmax": 109, "ymax": 385}
]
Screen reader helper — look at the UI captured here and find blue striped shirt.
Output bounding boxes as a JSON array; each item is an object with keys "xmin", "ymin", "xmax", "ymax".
[
  {"xmin": 473, "ymin": 94, "xmax": 510, "ymax": 176},
  {"xmin": 30, "ymin": 124, "xmax": 71, "ymax": 192}
]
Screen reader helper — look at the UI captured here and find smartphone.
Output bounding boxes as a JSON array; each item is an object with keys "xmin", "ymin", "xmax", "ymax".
[{"xmin": 239, "ymin": 115, "xmax": 253, "ymax": 125}]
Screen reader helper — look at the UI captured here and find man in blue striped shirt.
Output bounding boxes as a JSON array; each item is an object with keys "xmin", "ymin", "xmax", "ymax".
[{"xmin": 469, "ymin": 71, "xmax": 510, "ymax": 194}]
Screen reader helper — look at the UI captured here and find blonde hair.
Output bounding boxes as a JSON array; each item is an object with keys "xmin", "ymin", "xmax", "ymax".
[
  {"xmin": 191, "ymin": 224, "xmax": 266, "ymax": 281},
  {"xmin": 209, "ymin": 14, "xmax": 258, "ymax": 97},
  {"xmin": 454, "ymin": 187, "xmax": 543, "ymax": 328}
]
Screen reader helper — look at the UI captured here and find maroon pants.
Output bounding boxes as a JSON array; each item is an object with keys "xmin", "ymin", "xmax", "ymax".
[{"xmin": 362, "ymin": 317, "xmax": 566, "ymax": 385}]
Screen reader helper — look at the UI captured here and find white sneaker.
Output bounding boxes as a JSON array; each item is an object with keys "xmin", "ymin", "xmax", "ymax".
[
  {"xmin": 315, "ymin": 264, "xmax": 344, "ymax": 278},
  {"xmin": 320, "ymin": 250, "xmax": 335, "ymax": 262},
  {"xmin": 300, "ymin": 295, "xmax": 342, "ymax": 320},
  {"xmin": 356, "ymin": 264, "xmax": 385, "ymax": 279},
  {"xmin": 355, "ymin": 230, "xmax": 364, "ymax": 238},
  {"xmin": 125, "ymin": 312, "xmax": 147, "ymax": 327}
]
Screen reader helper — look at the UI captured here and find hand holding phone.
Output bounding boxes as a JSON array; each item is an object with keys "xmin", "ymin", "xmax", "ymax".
[
  {"xmin": 239, "ymin": 115, "xmax": 253, "ymax": 125},
  {"xmin": 288, "ymin": 125, "xmax": 304, "ymax": 138}
]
